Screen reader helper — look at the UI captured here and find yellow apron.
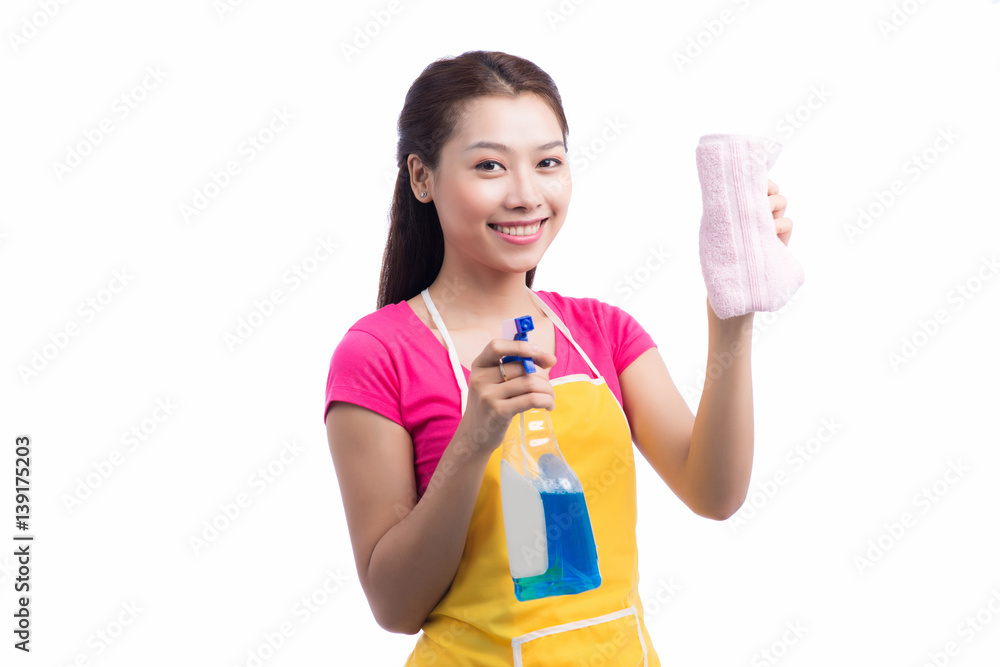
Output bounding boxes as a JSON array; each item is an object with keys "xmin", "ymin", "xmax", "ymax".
[{"xmin": 408, "ymin": 287, "xmax": 660, "ymax": 666}]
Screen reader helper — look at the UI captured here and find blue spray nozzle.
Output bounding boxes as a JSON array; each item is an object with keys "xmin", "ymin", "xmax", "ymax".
[
  {"xmin": 513, "ymin": 316, "xmax": 534, "ymax": 336},
  {"xmin": 500, "ymin": 315, "xmax": 536, "ymax": 374}
]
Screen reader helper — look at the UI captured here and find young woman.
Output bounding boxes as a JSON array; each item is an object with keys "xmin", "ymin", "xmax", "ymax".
[{"xmin": 325, "ymin": 50, "xmax": 793, "ymax": 666}]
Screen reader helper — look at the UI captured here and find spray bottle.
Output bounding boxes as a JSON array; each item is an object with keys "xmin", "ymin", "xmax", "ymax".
[{"xmin": 498, "ymin": 315, "xmax": 601, "ymax": 601}]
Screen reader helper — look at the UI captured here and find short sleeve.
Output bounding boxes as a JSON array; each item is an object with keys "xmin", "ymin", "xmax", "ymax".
[
  {"xmin": 323, "ymin": 329, "xmax": 403, "ymax": 426},
  {"xmin": 599, "ymin": 302, "xmax": 658, "ymax": 376}
]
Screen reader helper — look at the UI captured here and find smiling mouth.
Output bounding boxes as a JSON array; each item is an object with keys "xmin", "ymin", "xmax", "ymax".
[{"xmin": 487, "ymin": 218, "xmax": 547, "ymax": 237}]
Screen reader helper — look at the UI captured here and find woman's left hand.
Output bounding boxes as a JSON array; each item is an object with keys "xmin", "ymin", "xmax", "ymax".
[{"xmin": 768, "ymin": 179, "xmax": 793, "ymax": 246}]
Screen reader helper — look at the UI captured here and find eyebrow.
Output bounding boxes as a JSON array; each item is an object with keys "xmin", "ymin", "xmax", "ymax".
[{"xmin": 464, "ymin": 140, "xmax": 566, "ymax": 153}]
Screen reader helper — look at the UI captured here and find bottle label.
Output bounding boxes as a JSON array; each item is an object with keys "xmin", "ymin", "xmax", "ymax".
[{"xmin": 500, "ymin": 460, "xmax": 548, "ymax": 578}]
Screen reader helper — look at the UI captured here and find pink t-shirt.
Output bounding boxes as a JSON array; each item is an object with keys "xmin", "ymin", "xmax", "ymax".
[{"xmin": 323, "ymin": 289, "xmax": 657, "ymax": 497}]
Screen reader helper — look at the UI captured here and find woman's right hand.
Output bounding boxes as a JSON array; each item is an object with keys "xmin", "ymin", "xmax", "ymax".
[{"xmin": 458, "ymin": 339, "xmax": 557, "ymax": 456}]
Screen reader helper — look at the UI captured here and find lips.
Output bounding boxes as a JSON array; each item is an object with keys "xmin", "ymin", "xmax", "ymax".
[
  {"xmin": 489, "ymin": 217, "xmax": 547, "ymax": 227},
  {"xmin": 488, "ymin": 218, "xmax": 547, "ymax": 244},
  {"xmin": 487, "ymin": 217, "xmax": 547, "ymax": 237}
]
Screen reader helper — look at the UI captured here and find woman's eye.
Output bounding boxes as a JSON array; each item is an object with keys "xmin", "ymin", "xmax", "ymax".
[{"xmin": 476, "ymin": 158, "xmax": 562, "ymax": 172}]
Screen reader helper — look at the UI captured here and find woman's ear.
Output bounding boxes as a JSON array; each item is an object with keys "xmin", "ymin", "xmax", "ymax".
[{"xmin": 407, "ymin": 154, "xmax": 432, "ymax": 202}]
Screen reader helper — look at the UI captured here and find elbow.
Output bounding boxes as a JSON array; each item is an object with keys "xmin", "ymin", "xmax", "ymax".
[
  {"xmin": 370, "ymin": 599, "xmax": 425, "ymax": 636},
  {"xmin": 692, "ymin": 493, "xmax": 746, "ymax": 522},
  {"xmin": 707, "ymin": 494, "xmax": 746, "ymax": 521},
  {"xmin": 694, "ymin": 506, "xmax": 735, "ymax": 521},
  {"xmin": 376, "ymin": 615, "xmax": 423, "ymax": 636},
  {"xmin": 360, "ymin": 554, "xmax": 429, "ymax": 635},
  {"xmin": 706, "ymin": 505, "xmax": 739, "ymax": 521}
]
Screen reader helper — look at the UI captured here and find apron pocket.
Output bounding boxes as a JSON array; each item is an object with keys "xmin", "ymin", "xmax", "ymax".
[{"xmin": 512, "ymin": 605, "xmax": 647, "ymax": 667}]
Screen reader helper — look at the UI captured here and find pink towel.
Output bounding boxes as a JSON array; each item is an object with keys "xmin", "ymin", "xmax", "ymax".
[{"xmin": 695, "ymin": 133, "xmax": 804, "ymax": 319}]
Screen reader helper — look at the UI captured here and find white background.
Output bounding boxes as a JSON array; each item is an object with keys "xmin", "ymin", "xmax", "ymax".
[{"xmin": 3, "ymin": 0, "xmax": 999, "ymax": 665}]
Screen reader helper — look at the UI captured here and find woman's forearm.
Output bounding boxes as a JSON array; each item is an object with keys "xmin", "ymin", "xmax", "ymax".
[
  {"xmin": 365, "ymin": 423, "xmax": 494, "ymax": 634},
  {"xmin": 687, "ymin": 298, "xmax": 755, "ymax": 519}
]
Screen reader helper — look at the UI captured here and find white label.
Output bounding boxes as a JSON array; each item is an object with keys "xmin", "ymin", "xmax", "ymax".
[{"xmin": 500, "ymin": 460, "xmax": 548, "ymax": 579}]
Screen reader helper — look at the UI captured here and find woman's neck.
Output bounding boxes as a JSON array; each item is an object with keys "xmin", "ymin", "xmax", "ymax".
[{"xmin": 426, "ymin": 268, "xmax": 540, "ymax": 328}]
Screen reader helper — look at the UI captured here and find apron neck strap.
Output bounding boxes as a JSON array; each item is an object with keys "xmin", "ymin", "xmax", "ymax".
[
  {"xmin": 420, "ymin": 286, "xmax": 603, "ymax": 416},
  {"xmin": 421, "ymin": 287, "xmax": 469, "ymax": 415},
  {"xmin": 526, "ymin": 289, "xmax": 602, "ymax": 380}
]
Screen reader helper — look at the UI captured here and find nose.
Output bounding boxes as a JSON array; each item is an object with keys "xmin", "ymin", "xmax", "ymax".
[{"xmin": 504, "ymin": 166, "xmax": 544, "ymax": 211}]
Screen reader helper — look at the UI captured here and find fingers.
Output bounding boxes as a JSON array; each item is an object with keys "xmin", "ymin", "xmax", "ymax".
[
  {"xmin": 463, "ymin": 340, "xmax": 558, "ymax": 418},
  {"xmin": 492, "ymin": 370, "xmax": 556, "ymax": 411},
  {"xmin": 498, "ymin": 350, "xmax": 556, "ymax": 384},
  {"xmin": 766, "ymin": 181, "xmax": 791, "ymax": 246},
  {"xmin": 774, "ymin": 217, "xmax": 792, "ymax": 246},
  {"xmin": 502, "ymin": 355, "xmax": 556, "ymax": 385},
  {"xmin": 472, "ymin": 339, "xmax": 556, "ymax": 372},
  {"xmin": 471, "ymin": 339, "xmax": 557, "ymax": 401},
  {"xmin": 769, "ymin": 193, "xmax": 787, "ymax": 219},
  {"xmin": 505, "ymin": 351, "xmax": 557, "ymax": 374}
]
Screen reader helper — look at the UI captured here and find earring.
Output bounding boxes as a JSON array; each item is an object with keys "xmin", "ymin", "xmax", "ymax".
[{"xmin": 420, "ymin": 191, "xmax": 427, "ymax": 199}]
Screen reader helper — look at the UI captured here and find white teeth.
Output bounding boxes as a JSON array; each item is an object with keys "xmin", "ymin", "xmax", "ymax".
[{"xmin": 491, "ymin": 221, "xmax": 542, "ymax": 236}]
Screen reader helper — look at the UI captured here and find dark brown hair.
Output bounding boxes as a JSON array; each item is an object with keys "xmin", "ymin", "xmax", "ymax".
[{"xmin": 376, "ymin": 50, "xmax": 569, "ymax": 310}]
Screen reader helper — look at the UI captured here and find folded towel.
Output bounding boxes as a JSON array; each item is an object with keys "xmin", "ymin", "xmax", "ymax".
[{"xmin": 695, "ymin": 133, "xmax": 805, "ymax": 319}]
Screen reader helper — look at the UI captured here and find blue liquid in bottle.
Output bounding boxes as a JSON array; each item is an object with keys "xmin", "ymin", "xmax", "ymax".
[{"xmin": 512, "ymin": 456, "xmax": 601, "ymax": 601}]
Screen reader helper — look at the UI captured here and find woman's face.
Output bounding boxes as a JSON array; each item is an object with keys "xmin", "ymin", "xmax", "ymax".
[{"xmin": 415, "ymin": 93, "xmax": 572, "ymax": 276}]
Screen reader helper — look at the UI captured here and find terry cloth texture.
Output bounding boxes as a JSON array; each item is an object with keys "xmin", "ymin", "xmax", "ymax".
[{"xmin": 695, "ymin": 133, "xmax": 805, "ymax": 319}]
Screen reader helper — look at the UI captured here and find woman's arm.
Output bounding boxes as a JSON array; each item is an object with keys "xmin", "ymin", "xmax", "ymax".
[
  {"xmin": 618, "ymin": 302, "xmax": 754, "ymax": 520},
  {"xmin": 326, "ymin": 402, "xmax": 494, "ymax": 634},
  {"xmin": 621, "ymin": 178, "xmax": 792, "ymax": 518},
  {"xmin": 688, "ymin": 303, "xmax": 754, "ymax": 517}
]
